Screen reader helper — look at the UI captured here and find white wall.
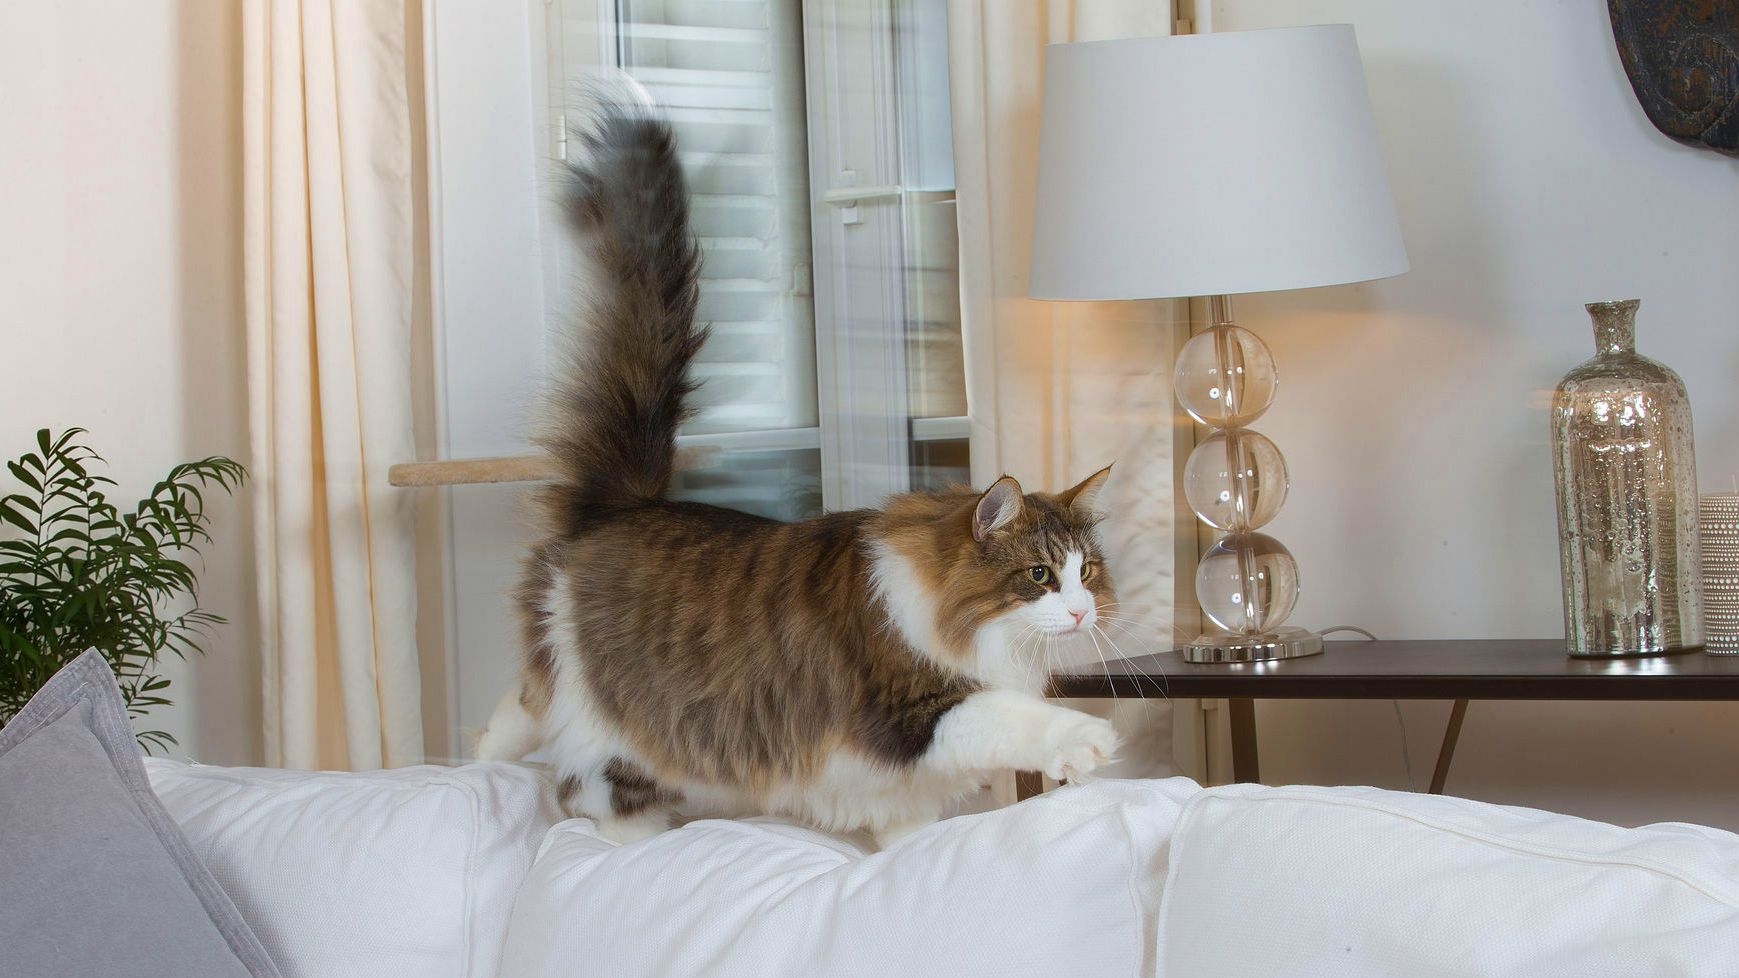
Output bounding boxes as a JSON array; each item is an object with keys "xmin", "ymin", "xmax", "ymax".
[
  {"xmin": 0, "ymin": 3, "xmax": 260, "ymax": 765},
  {"xmin": 424, "ymin": 0, "xmax": 568, "ymax": 754},
  {"xmin": 1211, "ymin": 1, "xmax": 1739, "ymax": 827}
]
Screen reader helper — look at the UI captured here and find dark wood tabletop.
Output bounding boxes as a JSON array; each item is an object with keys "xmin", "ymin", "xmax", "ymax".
[{"xmin": 1050, "ymin": 639, "xmax": 1739, "ymax": 701}]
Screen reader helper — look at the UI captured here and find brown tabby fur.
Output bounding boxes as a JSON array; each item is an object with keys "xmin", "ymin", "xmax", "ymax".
[
  {"xmin": 498, "ymin": 87, "xmax": 1114, "ymax": 827},
  {"xmin": 520, "ymin": 484, "xmax": 1111, "ymax": 801}
]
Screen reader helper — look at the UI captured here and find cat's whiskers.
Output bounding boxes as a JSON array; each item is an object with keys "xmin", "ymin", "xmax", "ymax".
[
  {"xmin": 1093, "ymin": 621, "xmax": 1153, "ymax": 647},
  {"xmin": 1090, "ymin": 618, "xmax": 1135, "ymax": 663},
  {"xmin": 1088, "ymin": 614, "xmax": 1155, "ymax": 649},
  {"xmin": 1025, "ymin": 626, "xmax": 1052, "ymax": 694},
  {"xmin": 1084, "ymin": 623, "xmax": 1119, "ymax": 710},
  {"xmin": 1092, "ymin": 602, "xmax": 1150, "ymax": 627},
  {"xmin": 1093, "ymin": 602, "xmax": 1198, "ymax": 646},
  {"xmin": 1093, "ymin": 620, "xmax": 1170, "ymax": 699},
  {"xmin": 1089, "ymin": 604, "xmax": 1176, "ymax": 642}
]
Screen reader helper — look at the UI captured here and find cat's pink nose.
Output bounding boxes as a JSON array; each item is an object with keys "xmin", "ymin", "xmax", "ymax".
[{"xmin": 1069, "ymin": 609, "xmax": 1088, "ymax": 626}]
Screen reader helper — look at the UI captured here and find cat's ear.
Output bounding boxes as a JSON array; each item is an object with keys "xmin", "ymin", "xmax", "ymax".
[
  {"xmin": 973, "ymin": 475, "xmax": 1024, "ymax": 542},
  {"xmin": 1058, "ymin": 464, "xmax": 1113, "ymax": 518}
]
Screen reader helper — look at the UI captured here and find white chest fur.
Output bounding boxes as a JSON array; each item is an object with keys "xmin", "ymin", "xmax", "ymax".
[{"xmin": 868, "ymin": 544, "xmax": 1070, "ymax": 696}]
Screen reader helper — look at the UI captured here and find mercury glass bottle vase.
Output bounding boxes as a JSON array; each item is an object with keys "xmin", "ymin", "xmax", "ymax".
[{"xmin": 1551, "ymin": 299, "xmax": 1702, "ymax": 657}]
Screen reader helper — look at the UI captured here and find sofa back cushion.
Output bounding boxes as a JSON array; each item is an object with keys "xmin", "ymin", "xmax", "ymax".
[
  {"xmin": 1158, "ymin": 783, "xmax": 1739, "ymax": 978},
  {"xmin": 147, "ymin": 759, "xmax": 558, "ymax": 978},
  {"xmin": 501, "ymin": 777, "xmax": 1198, "ymax": 978}
]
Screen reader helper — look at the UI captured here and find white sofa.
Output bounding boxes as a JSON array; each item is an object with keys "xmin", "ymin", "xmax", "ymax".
[{"xmin": 144, "ymin": 759, "xmax": 1739, "ymax": 978}]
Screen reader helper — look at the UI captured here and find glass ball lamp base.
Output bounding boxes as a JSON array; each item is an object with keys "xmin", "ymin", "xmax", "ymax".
[
  {"xmin": 1183, "ymin": 627, "xmax": 1324, "ymax": 663},
  {"xmin": 1175, "ymin": 296, "xmax": 1326, "ymax": 667}
]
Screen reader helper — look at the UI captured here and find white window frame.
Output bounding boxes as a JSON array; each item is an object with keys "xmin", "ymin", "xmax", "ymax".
[
  {"xmin": 423, "ymin": 0, "xmax": 558, "ymax": 757},
  {"xmin": 802, "ymin": 0, "xmax": 914, "ymax": 509}
]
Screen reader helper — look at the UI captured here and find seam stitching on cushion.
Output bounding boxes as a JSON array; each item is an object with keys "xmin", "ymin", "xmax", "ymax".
[
  {"xmin": 452, "ymin": 776, "xmax": 484, "ymax": 978},
  {"xmin": 1152, "ymin": 796, "xmax": 1209, "ymax": 977},
  {"xmin": 1113, "ymin": 801, "xmax": 1148, "ymax": 978},
  {"xmin": 0, "ymin": 664, "xmax": 98, "ymax": 750},
  {"xmin": 151, "ymin": 765, "xmax": 503, "ymax": 975},
  {"xmin": 1214, "ymin": 791, "xmax": 1739, "ymax": 909},
  {"xmin": 157, "ymin": 770, "xmax": 469, "ymax": 791}
]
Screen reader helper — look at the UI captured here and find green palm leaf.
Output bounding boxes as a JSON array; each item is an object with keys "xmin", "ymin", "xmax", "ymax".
[{"xmin": 0, "ymin": 428, "xmax": 245, "ymax": 751}]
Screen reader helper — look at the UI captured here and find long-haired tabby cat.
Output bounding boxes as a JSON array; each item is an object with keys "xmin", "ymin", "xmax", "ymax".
[{"xmin": 477, "ymin": 86, "xmax": 1119, "ymax": 845}]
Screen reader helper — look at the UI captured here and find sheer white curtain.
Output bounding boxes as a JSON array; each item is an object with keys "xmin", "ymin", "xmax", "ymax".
[
  {"xmin": 947, "ymin": 0, "xmax": 1198, "ymax": 779},
  {"xmin": 243, "ymin": 0, "xmax": 423, "ymax": 770}
]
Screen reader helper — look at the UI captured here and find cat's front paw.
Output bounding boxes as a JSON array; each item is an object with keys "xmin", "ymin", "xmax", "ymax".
[{"xmin": 1040, "ymin": 711, "xmax": 1118, "ymax": 782}]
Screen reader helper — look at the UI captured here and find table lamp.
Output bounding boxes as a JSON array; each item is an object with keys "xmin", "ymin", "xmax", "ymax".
[{"xmin": 1029, "ymin": 24, "xmax": 1408, "ymax": 663}]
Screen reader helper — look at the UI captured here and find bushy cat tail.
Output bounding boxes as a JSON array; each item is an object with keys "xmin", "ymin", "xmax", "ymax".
[{"xmin": 537, "ymin": 79, "xmax": 703, "ymax": 534}]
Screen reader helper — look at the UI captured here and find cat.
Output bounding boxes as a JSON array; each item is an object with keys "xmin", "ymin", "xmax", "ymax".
[{"xmin": 476, "ymin": 84, "xmax": 1120, "ymax": 845}]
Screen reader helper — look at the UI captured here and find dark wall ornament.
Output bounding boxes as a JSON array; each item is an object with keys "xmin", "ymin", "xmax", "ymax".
[{"xmin": 1608, "ymin": 0, "xmax": 1739, "ymax": 156}]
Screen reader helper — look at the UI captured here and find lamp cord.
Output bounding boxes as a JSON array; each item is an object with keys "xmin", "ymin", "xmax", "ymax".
[
  {"xmin": 1318, "ymin": 624, "xmax": 1378, "ymax": 642},
  {"xmin": 1315, "ymin": 625, "xmax": 1417, "ymax": 792}
]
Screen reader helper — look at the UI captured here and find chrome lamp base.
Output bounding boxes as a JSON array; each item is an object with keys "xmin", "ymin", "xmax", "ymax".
[{"xmin": 1183, "ymin": 627, "xmax": 1324, "ymax": 664}]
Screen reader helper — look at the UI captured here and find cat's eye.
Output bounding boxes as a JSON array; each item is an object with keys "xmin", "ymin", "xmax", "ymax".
[
  {"xmin": 1028, "ymin": 566, "xmax": 1053, "ymax": 585},
  {"xmin": 1081, "ymin": 563, "xmax": 1095, "ymax": 582}
]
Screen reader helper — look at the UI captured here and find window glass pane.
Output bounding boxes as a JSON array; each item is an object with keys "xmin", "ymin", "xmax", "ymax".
[
  {"xmin": 896, "ymin": 0, "xmax": 967, "ymax": 425},
  {"xmin": 566, "ymin": 0, "xmax": 825, "ymax": 520},
  {"xmin": 910, "ymin": 437, "xmax": 970, "ymax": 492},
  {"xmin": 669, "ymin": 448, "xmax": 822, "ymax": 521},
  {"xmin": 605, "ymin": 0, "xmax": 818, "ymax": 436},
  {"xmin": 904, "ymin": 190, "xmax": 966, "ymax": 422},
  {"xmin": 553, "ymin": 0, "xmax": 968, "ymax": 514}
]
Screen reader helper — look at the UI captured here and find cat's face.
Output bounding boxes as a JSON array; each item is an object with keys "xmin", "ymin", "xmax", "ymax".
[
  {"xmin": 970, "ymin": 470, "xmax": 1115, "ymax": 639},
  {"xmin": 871, "ymin": 467, "xmax": 1119, "ymax": 664}
]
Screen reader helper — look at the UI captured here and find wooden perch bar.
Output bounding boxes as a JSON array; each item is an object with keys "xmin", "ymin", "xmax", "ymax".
[{"xmin": 388, "ymin": 446, "xmax": 722, "ymax": 488}]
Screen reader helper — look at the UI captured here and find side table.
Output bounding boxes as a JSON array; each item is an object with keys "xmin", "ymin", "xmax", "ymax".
[{"xmin": 1041, "ymin": 639, "xmax": 1739, "ymax": 791}]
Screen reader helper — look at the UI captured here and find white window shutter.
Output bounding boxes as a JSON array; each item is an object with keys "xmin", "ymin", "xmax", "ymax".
[{"xmin": 615, "ymin": 0, "xmax": 818, "ymax": 436}]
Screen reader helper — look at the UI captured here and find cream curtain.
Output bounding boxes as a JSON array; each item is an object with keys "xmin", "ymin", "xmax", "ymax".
[
  {"xmin": 947, "ymin": 0, "xmax": 1199, "ymax": 779},
  {"xmin": 243, "ymin": 0, "xmax": 423, "ymax": 770}
]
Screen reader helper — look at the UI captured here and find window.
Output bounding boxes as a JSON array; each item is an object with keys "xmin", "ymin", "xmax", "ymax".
[{"xmin": 554, "ymin": 0, "xmax": 969, "ymax": 518}]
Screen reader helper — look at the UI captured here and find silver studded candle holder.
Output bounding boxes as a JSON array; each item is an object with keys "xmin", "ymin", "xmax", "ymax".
[{"xmin": 1701, "ymin": 493, "xmax": 1739, "ymax": 654}]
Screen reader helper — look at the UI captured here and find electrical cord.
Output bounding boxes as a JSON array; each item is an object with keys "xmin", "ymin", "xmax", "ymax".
[
  {"xmin": 1315, "ymin": 625, "xmax": 1416, "ymax": 792},
  {"xmin": 1318, "ymin": 625, "xmax": 1378, "ymax": 642}
]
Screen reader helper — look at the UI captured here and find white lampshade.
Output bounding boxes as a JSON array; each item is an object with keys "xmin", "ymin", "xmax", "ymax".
[{"xmin": 1029, "ymin": 25, "xmax": 1408, "ymax": 301}]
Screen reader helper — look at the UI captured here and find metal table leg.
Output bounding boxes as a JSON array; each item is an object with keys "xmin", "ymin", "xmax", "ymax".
[
  {"xmin": 1429, "ymin": 699, "xmax": 1469, "ymax": 794},
  {"xmin": 1229, "ymin": 698, "xmax": 1260, "ymax": 784}
]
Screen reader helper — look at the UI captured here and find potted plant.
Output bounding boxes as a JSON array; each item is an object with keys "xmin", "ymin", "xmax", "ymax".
[{"xmin": 0, "ymin": 428, "xmax": 245, "ymax": 750}]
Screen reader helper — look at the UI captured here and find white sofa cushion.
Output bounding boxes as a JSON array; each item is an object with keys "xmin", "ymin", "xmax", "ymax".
[
  {"xmin": 1159, "ymin": 783, "xmax": 1739, "ymax": 978},
  {"xmin": 146, "ymin": 759, "xmax": 558, "ymax": 978},
  {"xmin": 502, "ymin": 777, "xmax": 1200, "ymax": 978}
]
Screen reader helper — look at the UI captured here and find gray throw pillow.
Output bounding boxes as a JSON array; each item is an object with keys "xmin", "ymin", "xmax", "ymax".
[{"xmin": 0, "ymin": 650, "xmax": 280, "ymax": 978}]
